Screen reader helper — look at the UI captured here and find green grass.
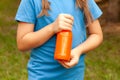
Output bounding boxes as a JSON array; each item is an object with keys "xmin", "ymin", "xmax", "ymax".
[
  {"xmin": 0, "ymin": 0, "xmax": 120, "ymax": 80},
  {"xmin": 0, "ymin": 0, "xmax": 28, "ymax": 80},
  {"xmin": 85, "ymin": 33, "xmax": 120, "ymax": 80}
]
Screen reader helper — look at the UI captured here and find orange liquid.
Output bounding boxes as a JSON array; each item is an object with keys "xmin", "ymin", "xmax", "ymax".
[{"xmin": 54, "ymin": 30, "xmax": 72, "ymax": 61}]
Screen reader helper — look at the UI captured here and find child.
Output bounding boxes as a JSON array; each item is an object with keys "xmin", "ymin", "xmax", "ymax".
[{"xmin": 15, "ymin": 0, "xmax": 103, "ymax": 80}]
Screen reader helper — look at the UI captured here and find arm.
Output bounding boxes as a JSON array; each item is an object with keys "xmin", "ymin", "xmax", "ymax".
[
  {"xmin": 17, "ymin": 22, "xmax": 55, "ymax": 51},
  {"xmin": 59, "ymin": 20, "xmax": 103, "ymax": 68},
  {"xmin": 17, "ymin": 14, "xmax": 74, "ymax": 51},
  {"xmin": 73, "ymin": 19, "xmax": 103, "ymax": 56}
]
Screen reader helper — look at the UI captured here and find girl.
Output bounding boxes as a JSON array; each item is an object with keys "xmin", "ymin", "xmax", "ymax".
[{"xmin": 15, "ymin": 0, "xmax": 103, "ymax": 80}]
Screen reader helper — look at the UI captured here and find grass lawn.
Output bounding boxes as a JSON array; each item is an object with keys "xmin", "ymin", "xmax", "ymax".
[
  {"xmin": 85, "ymin": 31, "xmax": 120, "ymax": 80},
  {"xmin": 0, "ymin": 0, "xmax": 120, "ymax": 80}
]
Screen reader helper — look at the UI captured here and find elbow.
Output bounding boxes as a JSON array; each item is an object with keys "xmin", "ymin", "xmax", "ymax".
[
  {"xmin": 17, "ymin": 37, "xmax": 31, "ymax": 52},
  {"xmin": 17, "ymin": 44, "xmax": 27, "ymax": 52},
  {"xmin": 17, "ymin": 42, "xmax": 29, "ymax": 52}
]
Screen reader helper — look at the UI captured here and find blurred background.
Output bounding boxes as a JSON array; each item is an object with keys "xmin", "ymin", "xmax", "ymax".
[{"xmin": 0, "ymin": 0, "xmax": 120, "ymax": 80}]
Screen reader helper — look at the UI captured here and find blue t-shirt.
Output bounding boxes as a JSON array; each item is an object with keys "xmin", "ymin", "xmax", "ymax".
[{"xmin": 15, "ymin": 0, "xmax": 102, "ymax": 80}]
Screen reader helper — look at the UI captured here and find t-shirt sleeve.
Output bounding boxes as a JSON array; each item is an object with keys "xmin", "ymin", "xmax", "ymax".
[
  {"xmin": 88, "ymin": 0, "xmax": 103, "ymax": 20},
  {"xmin": 15, "ymin": 0, "xmax": 36, "ymax": 24}
]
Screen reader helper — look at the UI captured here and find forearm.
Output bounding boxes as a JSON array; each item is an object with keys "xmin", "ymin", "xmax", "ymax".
[
  {"xmin": 17, "ymin": 14, "xmax": 74, "ymax": 52},
  {"xmin": 18, "ymin": 23, "xmax": 55, "ymax": 51},
  {"xmin": 73, "ymin": 33, "xmax": 103, "ymax": 56}
]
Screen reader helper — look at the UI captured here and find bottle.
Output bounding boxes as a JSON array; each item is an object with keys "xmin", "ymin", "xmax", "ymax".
[{"xmin": 54, "ymin": 30, "xmax": 72, "ymax": 61}]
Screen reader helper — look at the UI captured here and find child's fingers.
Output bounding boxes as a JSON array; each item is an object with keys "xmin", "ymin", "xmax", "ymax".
[
  {"xmin": 58, "ymin": 60, "xmax": 70, "ymax": 69},
  {"xmin": 62, "ymin": 14, "xmax": 74, "ymax": 21},
  {"xmin": 64, "ymin": 58, "xmax": 78, "ymax": 68},
  {"xmin": 60, "ymin": 25, "xmax": 72, "ymax": 31},
  {"xmin": 63, "ymin": 22, "xmax": 72, "ymax": 29},
  {"xmin": 63, "ymin": 17, "xmax": 74, "ymax": 25}
]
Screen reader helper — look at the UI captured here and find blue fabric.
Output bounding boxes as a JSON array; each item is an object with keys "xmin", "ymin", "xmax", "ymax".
[{"xmin": 15, "ymin": 0, "xmax": 102, "ymax": 80}]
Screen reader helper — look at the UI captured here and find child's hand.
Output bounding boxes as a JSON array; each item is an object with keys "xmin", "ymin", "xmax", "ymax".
[
  {"xmin": 51, "ymin": 14, "xmax": 74, "ymax": 33},
  {"xmin": 58, "ymin": 49, "xmax": 81, "ymax": 69}
]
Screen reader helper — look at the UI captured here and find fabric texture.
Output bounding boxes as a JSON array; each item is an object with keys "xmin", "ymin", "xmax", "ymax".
[{"xmin": 15, "ymin": 0, "xmax": 102, "ymax": 80}]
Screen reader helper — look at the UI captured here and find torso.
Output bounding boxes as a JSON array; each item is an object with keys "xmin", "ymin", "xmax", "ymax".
[{"xmin": 28, "ymin": 0, "xmax": 86, "ymax": 80}]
